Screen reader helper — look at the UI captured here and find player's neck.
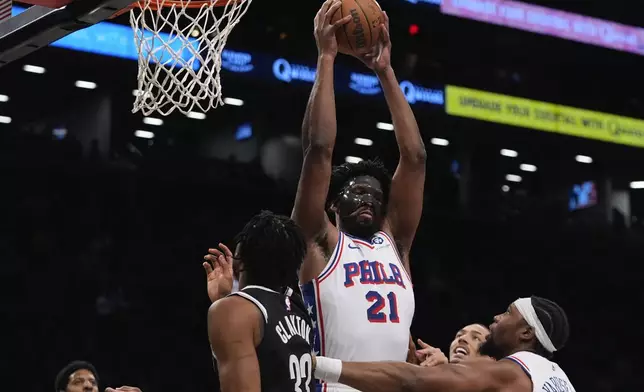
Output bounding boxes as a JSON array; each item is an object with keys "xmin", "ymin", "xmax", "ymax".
[
  {"xmin": 238, "ymin": 276, "xmax": 281, "ymax": 293},
  {"xmin": 508, "ymin": 345, "xmax": 538, "ymax": 357},
  {"xmin": 337, "ymin": 223, "xmax": 379, "ymax": 240}
]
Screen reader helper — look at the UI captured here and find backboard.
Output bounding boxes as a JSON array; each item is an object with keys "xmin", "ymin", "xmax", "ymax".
[{"xmin": 0, "ymin": 0, "xmax": 135, "ymax": 67}]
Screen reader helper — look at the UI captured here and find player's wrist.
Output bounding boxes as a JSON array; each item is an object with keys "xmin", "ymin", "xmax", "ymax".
[
  {"xmin": 314, "ymin": 356, "xmax": 343, "ymax": 383},
  {"xmin": 375, "ymin": 65, "xmax": 395, "ymax": 79},
  {"xmin": 318, "ymin": 52, "xmax": 337, "ymax": 63}
]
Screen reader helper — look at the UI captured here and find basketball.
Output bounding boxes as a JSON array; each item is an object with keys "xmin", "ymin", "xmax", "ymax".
[{"xmin": 331, "ymin": 0, "xmax": 384, "ymax": 56}]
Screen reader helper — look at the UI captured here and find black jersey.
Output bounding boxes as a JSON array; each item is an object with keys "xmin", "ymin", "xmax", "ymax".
[{"xmin": 228, "ymin": 285, "xmax": 314, "ymax": 392}]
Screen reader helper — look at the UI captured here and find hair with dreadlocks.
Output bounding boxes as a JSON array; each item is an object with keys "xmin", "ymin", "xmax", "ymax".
[
  {"xmin": 531, "ymin": 296, "xmax": 570, "ymax": 359},
  {"xmin": 234, "ymin": 210, "xmax": 307, "ymax": 291},
  {"xmin": 326, "ymin": 159, "xmax": 392, "ymax": 212}
]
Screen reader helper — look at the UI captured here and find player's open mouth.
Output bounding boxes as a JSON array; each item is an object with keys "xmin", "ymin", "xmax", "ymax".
[{"xmin": 453, "ymin": 347, "xmax": 469, "ymax": 356}]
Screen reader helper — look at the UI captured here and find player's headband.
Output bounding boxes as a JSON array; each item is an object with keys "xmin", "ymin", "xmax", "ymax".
[{"xmin": 513, "ymin": 297, "xmax": 557, "ymax": 353}]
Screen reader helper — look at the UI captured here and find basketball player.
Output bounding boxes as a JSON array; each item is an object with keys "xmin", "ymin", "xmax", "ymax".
[
  {"xmin": 313, "ymin": 296, "xmax": 575, "ymax": 392},
  {"xmin": 293, "ymin": 2, "xmax": 425, "ymax": 389},
  {"xmin": 55, "ymin": 361, "xmax": 99, "ymax": 392},
  {"xmin": 207, "ymin": 211, "xmax": 315, "ymax": 392},
  {"xmin": 417, "ymin": 323, "xmax": 491, "ymax": 366}
]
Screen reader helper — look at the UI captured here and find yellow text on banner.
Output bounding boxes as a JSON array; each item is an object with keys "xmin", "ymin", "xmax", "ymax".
[{"xmin": 445, "ymin": 85, "xmax": 644, "ymax": 148}]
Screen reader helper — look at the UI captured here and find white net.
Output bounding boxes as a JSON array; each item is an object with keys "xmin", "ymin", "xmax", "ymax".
[{"xmin": 129, "ymin": 0, "xmax": 252, "ymax": 116}]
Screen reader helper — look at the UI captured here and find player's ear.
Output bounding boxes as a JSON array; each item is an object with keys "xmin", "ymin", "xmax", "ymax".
[{"xmin": 518, "ymin": 324, "xmax": 534, "ymax": 343}]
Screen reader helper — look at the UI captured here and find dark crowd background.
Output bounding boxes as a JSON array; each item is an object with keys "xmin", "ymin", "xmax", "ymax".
[{"xmin": 1, "ymin": 0, "xmax": 643, "ymax": 391}]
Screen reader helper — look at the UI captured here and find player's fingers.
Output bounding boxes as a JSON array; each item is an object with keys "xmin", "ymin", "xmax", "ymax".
[
  {"xmin": 380, "ymin": 23, "xmax": 391, "ymax": 45},
  {"xmin": 320, "ymin": 0, "xmax": 335, "ymax": 17},
  {"xmin": 217, "ymin": 254, "xmax": 230, "ymax": 269},
  {"xmin": 105, "ymin": 389, "xmax": 117, "ymax": 392},
  {"xmin": 219, "ymin": 243, "xmax": 233, "ymax": 260},
  {"xmin": 208, "ymin": 248, "xmax": 224, "ymax": 259},
  {"xmin": 203, "ymin": 262, "xmax": 214, "ymax": 275},
  {"xmin": 417, "ymin": 339, "xmax": 431, "ymax": 349},
  {"xmin": 324, "ymin": 1, "xmax": 342, "ymax": 24},
  {"xmin": 416, "ymin": 347, "xmax": 432, "ymax": 355},
  {"xmin": 332, "ymin": 14, "xmax": 352, "ymax": 30},
  {"xmin": 204, "ymin": 254, "xmax": 218, "ymax": 264}
]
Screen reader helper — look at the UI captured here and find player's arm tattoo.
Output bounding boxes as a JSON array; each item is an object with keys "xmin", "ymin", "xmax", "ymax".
[{"xmin": 378, "ymin": 67, "xmax": 426, "ymax": 262}]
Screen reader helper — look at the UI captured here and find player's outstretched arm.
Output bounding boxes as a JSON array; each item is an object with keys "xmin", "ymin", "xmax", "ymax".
[
  {"xmin": 208, "ymin": 297, "xmax": 262, "ymax": 392},
  {"xmin": 359, "ymin": 12, "xmax": 426, "ymax": 268},
  {"xmin": 292, "ymin": 0, "xmax": 351, "ymax": 244},
  {"xmin": 314, "ymin": 356, "xmax": 518, "ymax": 392}
]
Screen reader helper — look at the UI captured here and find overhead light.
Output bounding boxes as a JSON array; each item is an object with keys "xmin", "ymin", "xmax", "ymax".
[
  {"xmin": 506, "ymin": 174, "xmax": 522, "ymax": 183},
  {"xmin": 345, "ymin": 156, "xmax": 363, "ymax": 163},
  {"xmin": 500, "ymin": 149, "xmax": 518, "ymax": 158},
  {"xmin": 223, "ymin": 97, "xmax": 244, "ymax": 106},
  {"xmin": 191, "ymin": 29, "xmax": 201, "ymax": 38},
  {"xmin": 354, "ymin": 137, "xmax": 373, "ymax": 146},
  {"xmin": 502, "ymin": 185, "xmax": 510, "ymax": 192},
  {"xmin": 0, "ymin": 115, "xmax": 11, "ymax": 124},
  {"xmin": 575, "ymin": 155, "xmax": 593, "ymax": 164},
  {"xmin": 75, "ymin": 80, "xmax": 97, "ymax": 89},
  {"xmin": 187, "ymin": 111, "xmax": 207, "ymax": 120},
  {"xmin": 520, "ymin": 163, "xmax": 537, "ymax": 172},
  {"xmin": 430, "ymin": 137, "xmax": 449, "ymax": 146},
  {"xmin": 23, "ymin": 64, "xmax": 45, "ymax": 74},
  {"xmin": 132, "ymin": 89, "xmax": 141, "ymax": 96},
  {"xmin": 134, "ymin": 130, "xmax": 155, "ymax": 139},
  {"xmin": 376, "ymin": 122, "xmax": 394, "ymax": 131},
  {"xmin": 0, "ymin": 94, "xmax": 8, "ymax": 102},
  {"xmin": 143, "ymin": 117, "xmax": 163, "ymax": 126},
  {"xmin": 630, "ymin": 181, "xmax": 644, "ymax": 189},
  {"xmin": 52, "ymin": 127, "xmax": 68, "ymax": 140}
]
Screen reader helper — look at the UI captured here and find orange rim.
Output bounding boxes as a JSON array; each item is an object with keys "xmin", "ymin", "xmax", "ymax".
[{"xmin": 111, "ymin": 0, "xmax": 238, "ymax": 18}]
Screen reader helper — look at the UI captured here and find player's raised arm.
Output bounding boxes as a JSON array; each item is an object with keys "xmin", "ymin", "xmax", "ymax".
[
  {"xmin": 208, "ymin": 297, "xmax": 262, "ymax": 392},
  {"xmin": 292, "ymin": 0, "xmax": 351, "ymax": 241},
  {"xmin": 314, "ymin": 356, "xmax": 520, "ymax": 392},
  {"xmin": 359, "ymin": 12, "xmax": 426, "ymax": 267}
]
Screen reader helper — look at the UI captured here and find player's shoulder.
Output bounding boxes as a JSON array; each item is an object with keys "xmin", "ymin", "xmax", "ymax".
[
  {"xmin": 208, "ymin": 295, "xmax": 261, "ymax": 327},
  {"xmin": 494, "ymin": 356, "xmax": 536, "ymax": 391}
]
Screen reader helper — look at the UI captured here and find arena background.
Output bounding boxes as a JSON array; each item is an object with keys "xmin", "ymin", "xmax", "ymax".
[{"xmin": 1, "ymin": 0, "xmax": 642, "ymax": 391}]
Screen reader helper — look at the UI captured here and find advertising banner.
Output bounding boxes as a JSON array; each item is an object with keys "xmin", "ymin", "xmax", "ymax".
[
  {"xmin": 445, "ymin": 85, "xmax": 644, "ymax": 148},
  {"xmin": 441, "ymin": 0, "xmax": 644, "ymax": 56}
]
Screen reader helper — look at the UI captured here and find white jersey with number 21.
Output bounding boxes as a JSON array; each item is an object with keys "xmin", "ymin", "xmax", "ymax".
[{"xmin": 300, "ymin": 231, "xmax": 415, "ymax": 392}]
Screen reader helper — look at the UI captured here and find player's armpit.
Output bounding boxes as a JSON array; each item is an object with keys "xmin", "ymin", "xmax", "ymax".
[{"xmin": 208, "ymin": 297, "xmax": 263, "ymax": 392}]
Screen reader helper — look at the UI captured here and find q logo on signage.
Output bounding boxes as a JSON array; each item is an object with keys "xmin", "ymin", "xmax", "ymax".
[
  {"xmin": 400, "ymin": 81, "xmax": 444, "ymax": 105},
  {"xmin": 221, "ymin": 50, "xmax": 254, "ymax": 73},
  {"xmin": 349, "ymin": 73, "xmax": 382, "ymax": 95},
  {"xmin": 273, "ymin": 58, "xmax": 316, "ymax": 83}
]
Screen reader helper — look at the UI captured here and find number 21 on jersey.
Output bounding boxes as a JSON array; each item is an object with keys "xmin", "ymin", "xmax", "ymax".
[
  {"xmin": 365, "ymin": 290, "xmax": 399, "ymax": 323},
  {"xmin": 289, "ymin": 353, "xmax": 312, "ymax": 392}
]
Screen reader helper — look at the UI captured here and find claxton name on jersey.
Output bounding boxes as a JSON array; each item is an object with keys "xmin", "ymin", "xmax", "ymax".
[{"xmin": 275, "ymin": 315, "xmax": 311, "ymax": 345}]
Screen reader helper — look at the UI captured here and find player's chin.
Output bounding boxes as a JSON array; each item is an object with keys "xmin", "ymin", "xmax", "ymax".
[{"xmin": 450, "ymin": 353, "xmax": 465, "ymax": 364}]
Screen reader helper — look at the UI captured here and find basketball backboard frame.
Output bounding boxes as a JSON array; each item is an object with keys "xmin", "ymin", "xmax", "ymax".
[{"xmin": 0, "ymin": 0, "xmax": 134, "ymax": 67}]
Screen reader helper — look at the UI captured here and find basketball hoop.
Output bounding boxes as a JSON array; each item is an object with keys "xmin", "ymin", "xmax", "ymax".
[{"xmin": 123, "ymin": 0, "xmax": 251, "ymax": 116}]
